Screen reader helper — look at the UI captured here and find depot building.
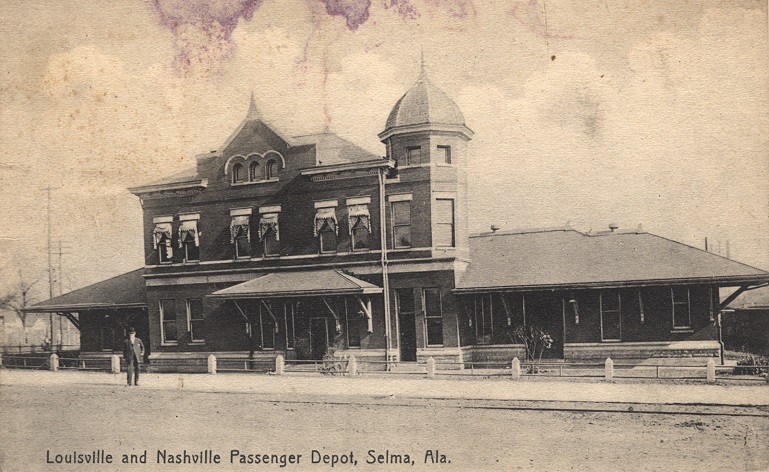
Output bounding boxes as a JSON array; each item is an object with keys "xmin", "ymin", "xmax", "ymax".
[{"xmin": 27, "ymin": 63, "xmax": 769, "ymax": 370}]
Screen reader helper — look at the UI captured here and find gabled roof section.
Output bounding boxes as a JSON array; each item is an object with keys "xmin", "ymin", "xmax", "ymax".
[
  {"xmin": 291, "ymin": 131, "xmax": 381, "ymax": 166},
  {"xmin": 220, "ymin": 94, "xmax": 290, "ymax": 156},
  {"xmin": 208, "ymin": 269, "xmax": 382, "ymax": 299},
  {"xmin": 24, "ymin": 269, "xmax": 147, "ymax": 313},
  {"xmin": 455, "ymin": 229, "xmax": 769, "ymax": 292}
]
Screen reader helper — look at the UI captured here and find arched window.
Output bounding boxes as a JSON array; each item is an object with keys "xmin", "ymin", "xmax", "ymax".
[
  {"xmin": 265, "ymin": 160, "xmax": 277, "ymax": 180},
  {"xmin": 249, "ymin": 162, "xmax": 259, "ymax": 181},
  {"xmin": 232, "ymin": 163, "xmax": 244, "ymax": 183}
]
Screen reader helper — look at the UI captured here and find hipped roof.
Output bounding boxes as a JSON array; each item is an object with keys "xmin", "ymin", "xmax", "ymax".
[
  {"xmin": 24, "ymin": 269, "xmax": 147, "ymax": 313},
  {"xmin": 455, "ymin": 229, "xmax": 769, "ymax": 293},
  {"xmin": 209, "ymin": 269, "xmax": 382, "ymax": 299}
]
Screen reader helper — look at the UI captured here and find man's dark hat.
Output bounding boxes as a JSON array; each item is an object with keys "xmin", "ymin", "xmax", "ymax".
[{"xmin": 128, "ymin": 327, "xmax": 136, "ymax": 333}]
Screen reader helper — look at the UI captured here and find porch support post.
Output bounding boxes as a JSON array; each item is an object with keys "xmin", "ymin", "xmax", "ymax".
[
  {"xmin": 355, "ymin": 296, "xmax": 373, "ymax": 333},
  {"xmin": 321, "ymin": 297, "xmax": 342, "ymax": 333},
  {"xmin": 259, "ymin": 299, "xmax": 279, "ymax": 333}
]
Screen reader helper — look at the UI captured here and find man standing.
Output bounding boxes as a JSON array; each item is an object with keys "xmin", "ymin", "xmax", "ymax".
[{"xmin": 123, "ymin": 327, "xmax": 145, "ymax": 386}]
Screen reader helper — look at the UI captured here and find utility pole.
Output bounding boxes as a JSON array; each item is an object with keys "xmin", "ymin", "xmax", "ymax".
[
  {"xmin": 43, "ymin": 186, "xmax": 58, "ymax": 351},
  {"xmin": 53, "ymin": 239, "xmax": 71, "ymax": 349}
]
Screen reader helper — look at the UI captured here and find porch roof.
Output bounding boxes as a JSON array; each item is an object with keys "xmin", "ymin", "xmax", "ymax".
[
  {"xmin": 208, "ymin": 269, "xmax": 382, "ymax": 299},
  {"xmin": 24, "ymin": 268, "xmax": 147, "ymax": 313},
  {"xmin": 455, "ymin": 229, "xmax": 769, "ymax": 293}
]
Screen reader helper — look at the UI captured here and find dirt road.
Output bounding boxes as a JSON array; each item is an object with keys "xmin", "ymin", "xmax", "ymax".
[{"xmin": 1, "ymin": 381, "xmax": 767, "ymax": 471}]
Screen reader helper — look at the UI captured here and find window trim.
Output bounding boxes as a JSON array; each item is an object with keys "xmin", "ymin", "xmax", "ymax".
[
  {"xmin": 159, "ymin": 299, "xmax": 178, "ymax": 346},
  {"xmin": 186, "ymin": 299, "xmax": 205, "ymax": 343}
]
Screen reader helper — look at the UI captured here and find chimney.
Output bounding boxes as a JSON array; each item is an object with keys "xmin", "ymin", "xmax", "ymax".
[
  {"xmin": 490, "ymin": 225, "xmax": 500, "ymax": 233},
  {"xmin": 608, "ymin": 223, "xmax": 619, "ymax": 232}
]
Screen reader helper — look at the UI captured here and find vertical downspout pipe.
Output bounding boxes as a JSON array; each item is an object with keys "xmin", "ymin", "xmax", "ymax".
[{"xmin": 378, "ymin": 167, "xmax": 393, "ymax": 368}]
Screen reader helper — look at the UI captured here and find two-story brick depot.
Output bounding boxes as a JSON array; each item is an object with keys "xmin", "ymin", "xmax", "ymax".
[{"xmin": 27, "ymin": 63, "xmax": 769, "ymax": 370}]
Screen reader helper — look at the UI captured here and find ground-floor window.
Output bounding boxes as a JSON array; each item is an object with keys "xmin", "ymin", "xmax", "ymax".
[
  {"xmin": 160, "ymin": 299, "xmax": 178, "ymax": 344},
  {"xmin": 187, "ymin": 299, "xmax": 204, "ymax": 343},
  {"xmin": 600, "ymin": 290, "xmax": 622, "ymax": 341},
  {"xmin": 284, "ymin": 301, "xmax": 295, "ymax": 349},
  {"xmin": 346, "ymin": 298, "xmax": 361, "ymax": 348},
  {"xmin": 671, "ymin": 287, "xmax": 691, "ymax": 329},
  {"xmin": 423, "ymin": 288, "xmax": 443, "ymax": 346}
]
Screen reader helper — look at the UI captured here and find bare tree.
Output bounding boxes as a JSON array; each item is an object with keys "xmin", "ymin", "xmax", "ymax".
[{"xmin": 0, "ymin": 274, "xmax": 38, "ymax": 344}]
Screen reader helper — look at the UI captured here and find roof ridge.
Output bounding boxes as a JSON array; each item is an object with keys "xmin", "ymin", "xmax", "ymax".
[{"xmin": 644, "ymin": 233, "xmax": 769, "ymax": 274}]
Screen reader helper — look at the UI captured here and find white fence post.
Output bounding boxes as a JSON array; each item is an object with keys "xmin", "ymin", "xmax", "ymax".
[
  {"xmin": 49, "ymin": 353, "xmax": 59, "ymax": 372},
  {"xmin": 0, "ymin": 353, "xmax": 3, "ymax": 367},
  {"xmin": 706, "ymin": 358, "xmax": 716, "ymax": 383},
  {"xmin": 511, "ymin": 357, "xmax": 521, "ymax": 380},
  {"xmin": 427, "ymin": 357, "xmax": 436, "ymax": 378},
  {"xmin": 275, "ymin": 354, "xmax": 284, "ymax": 375},
  {"xmin": 604, "ymin": 357, "xmax": 614, "ymax": 380},
  {"xmin": 110, "ymin": 355, "xmax": 121, "ymax": 374},
  {"xmin": 348, "ymin": 355, "xmax": 357, "ymax": 376},
  {"xmin": 207, "ymin": 354, "xmax": 217, "ymax": 375}
]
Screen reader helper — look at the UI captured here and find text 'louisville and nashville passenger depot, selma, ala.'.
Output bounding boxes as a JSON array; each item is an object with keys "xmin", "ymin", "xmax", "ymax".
[{"xmin": 45, "ymin": 448, "xmax": 452, "ymax": 467}]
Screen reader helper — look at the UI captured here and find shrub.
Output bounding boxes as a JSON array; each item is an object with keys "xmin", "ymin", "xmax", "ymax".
[{"xmin": 734, "ymin": 354, "xmax": 769, "ymax": 375}]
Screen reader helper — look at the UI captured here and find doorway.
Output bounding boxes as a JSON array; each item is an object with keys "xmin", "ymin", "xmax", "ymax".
[
  {"xmin": 396, "ymin": 289, "xmax": 417, "ymax": 362},
  {"xmin": 309, "ymin": 317, "xmax": 329, "ymax": 360}
]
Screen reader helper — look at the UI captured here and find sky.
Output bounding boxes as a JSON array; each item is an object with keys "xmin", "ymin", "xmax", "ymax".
[{"xmin": 0, "ymin": 0, "xmax": 767, "ymax": 302}]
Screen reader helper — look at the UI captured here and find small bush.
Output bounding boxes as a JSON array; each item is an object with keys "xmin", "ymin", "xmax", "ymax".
[{"xmin": 734, "ymin": 354, "xmax": 769, "ymax": 375}]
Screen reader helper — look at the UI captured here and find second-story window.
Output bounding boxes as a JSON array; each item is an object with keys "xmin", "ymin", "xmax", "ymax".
[
  {"xmin": 230, "ymin": 213, "xmax": 251, "ymax": 259},
  {"xmin": 435, "ymin": 199, "xmax": 455, "ymax": 247},
  {"xmin": 178, "ymin": 215, "xmax": 200, "ymax": 262},
  {"xmin": 348, "ymin": 204, "xmax": 371, "ymax": 251},
  {"xmin": 391, "ymin": 200, "xmax": 412, "ymax": 248},
  {"xmin": 152, "ymin": 218, "xmax": 173, "ymax": 263},
  {"xmin": 259, "ymin": 213, "xmax": 280, "ymax": 256},
  {"xmin": 314, "ymin": 207, "xmax": 338, "ymax": 254}
]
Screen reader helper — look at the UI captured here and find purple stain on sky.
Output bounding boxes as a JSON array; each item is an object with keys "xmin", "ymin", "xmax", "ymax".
[
  {"xmin": 425, "ymin": 0, "xmax": 475, "ymax": 19},
  {"xmin": 318, "ymin": 0, "xmax": 372, "ymax": 30},
  {"xmin": 383, "ymin": 0, "xmax": 420, "ymax": 20},
  {"xmin": 151, "ymin": 0, "xmax": 263, "ymax": 73},
  {"xmin": 509, "ymin": 0, "xmax": 573, "ymax": 40}
]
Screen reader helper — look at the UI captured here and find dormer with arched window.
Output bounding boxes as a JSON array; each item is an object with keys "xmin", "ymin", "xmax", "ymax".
[{"xmin": 226, "ymin": 151, "xmax": 284, "ymax": 186}]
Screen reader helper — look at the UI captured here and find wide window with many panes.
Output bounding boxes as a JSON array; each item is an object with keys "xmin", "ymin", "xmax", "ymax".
[
  {"xmin": 187, "ymin": 299, "xmax": 204, "ymax": 343},
  {"xmin": 160, "ymin": 299, "xmax": 178, "ymax": 344},
  {"xmin": 423, "ymin": 288, "xmax": 443, "ymax": 346},
  {"xmin": 435, "ymin": 199, "xmax": 455, "ymax": 247},
  {"xmin": 391, "ymin": 201, "xmax": 411, "ymax": 248}
]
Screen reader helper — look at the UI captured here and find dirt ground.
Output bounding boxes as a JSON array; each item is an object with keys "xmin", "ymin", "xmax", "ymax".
[{"xmin": 1, "ymin": 381, "xmax": 767, "ymax": 472}]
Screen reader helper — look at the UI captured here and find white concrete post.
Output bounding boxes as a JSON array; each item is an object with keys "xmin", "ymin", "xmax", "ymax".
[
  {"xmin": 110, "ymin": 355, "xmax": 121, "ymax": 374},
  {"xmin": 427, "ymin": 357, "xmax": 436, "ymax": 378},
  {"xmin": 275, "ymin": 354, "xmax": 284, "ymax": 375},
  {"xmin": 348, "ymin": 355, "xmax": 357, "ymax": 376},
  {"xmin": 0, "ymin": 353, "xmax": 3, "ymax": 367},
  {"xmin": 706, "ymin": 358, "xmax": 716, "ymax": 383},
  {"xmin": 207, "ymin": 354, "xmax": 217, "ymax": 375},
  {"xmin": 604, "ymin": 357, "xmax": 614, "ymax": 380},
  {"xmin": 511, "ymin": 357, "xmax": 521, "ymax": 380},
  {"xmin": 49, "ymin": 353, "xmax": 59, "ymax": 372}
]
